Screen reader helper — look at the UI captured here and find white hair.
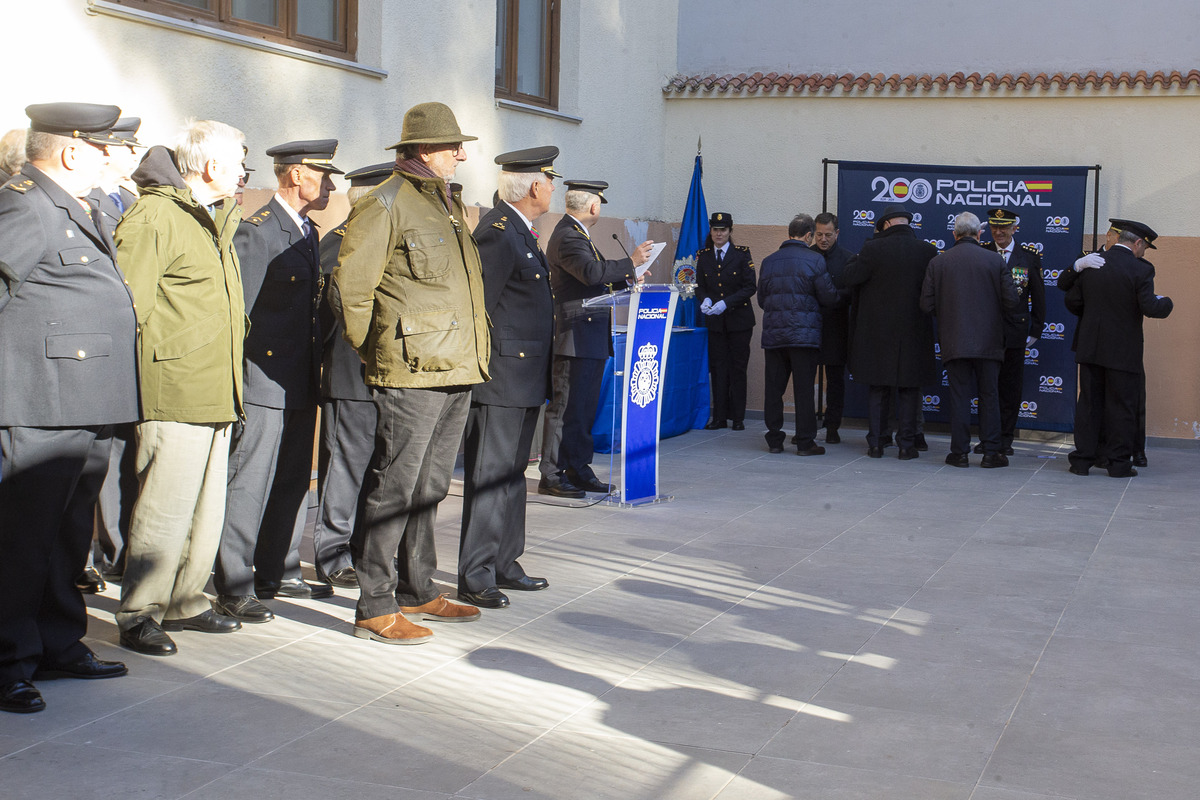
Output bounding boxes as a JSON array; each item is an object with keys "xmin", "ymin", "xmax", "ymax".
[
  {"xmin": 497, "ymin": 170, "xmax": 546, "ymax": 204},
  {"xmin": 175, "ymin": 118, "xmax": 245, "ymax": 179},
  {"xmin": 954, "ymin": 211, "xmax": 982, "ymax": 239},
  {"xmin": 565, "ymin": 189, "xmax": 598, "ymax": 213}
]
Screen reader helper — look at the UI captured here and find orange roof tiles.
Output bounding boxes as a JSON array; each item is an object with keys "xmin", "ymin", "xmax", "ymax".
[{"xmin": 663, "ymin": 70, "xmax": 1200, "ymax": 95}]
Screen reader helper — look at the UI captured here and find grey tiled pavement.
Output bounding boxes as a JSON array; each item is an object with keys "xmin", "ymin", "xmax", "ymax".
[{"xmin": 3, "ymin": 426, "xmax": 1199, "ymax": 799}]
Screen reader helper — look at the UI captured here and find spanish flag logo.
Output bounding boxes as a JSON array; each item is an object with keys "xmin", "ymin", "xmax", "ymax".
[{"xmin": 1025, "ymin": 180, "xmax": 1054, "ymax": 192}]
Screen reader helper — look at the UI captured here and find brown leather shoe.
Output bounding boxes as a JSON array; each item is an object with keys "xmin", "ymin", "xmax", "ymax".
[
  {"xmin": 399, "ymin": 594, "xmax": 482, "ymax": 623},
  {"xmin": 353, "ymin": 613, "xmax": 433, "ymax": 645}
]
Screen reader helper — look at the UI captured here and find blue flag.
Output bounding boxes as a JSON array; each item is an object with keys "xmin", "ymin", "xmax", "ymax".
[{"xmin": 673, "ymin": 149, "xmax": 707, "ymax": 327}]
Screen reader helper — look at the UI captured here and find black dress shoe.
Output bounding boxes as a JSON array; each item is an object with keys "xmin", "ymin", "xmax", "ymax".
[
  {"xmin": 1095, "ymin": 456, "xmax": 1111, "ymax": 469},
  {"xmin": 256, "ymin": 578, "xmax": 334, "ymax": 600},
  {"xmin": 897, "ymin": 447, "xmax": 919, "ymax": 460},
  {"xmin": 497, "ymin": 575, "xmax": 549, "ymax": 591},
  {"xmin": 213, "ymin": 595, "xmax": 274, "ymax": 623},
  {"xmin": 35, "ymin": 652, "xmax": 128, "ymax": 680},
  {"xmin": 75, "ymin": 566, "xmax": 106, "ymax": 594},
  {"xmin": 980, "ymin": 453, "xmax": 1010, "ymax": 468},
  {"xmin": 768, "ymin": 445, "xmax": 785, "ymax": 454},
  {"xmin": 731, "ymin": 421, "xmax": 745, "ymax": 431},
  {"xmin": 913, "ymin": 433, "xmax": 928, "ymax": 451},
  {"xmin": 1068, "ymin": 464, "xmax": 1090, "ymax": 476},
  {"xmin": 568, "ymin": 472, "xmax": 615, "ymax": 494},
  {"xmin": 945, "ymin": 453, "xmax": 969, "ymax": 468},
  {"xmin": 880, "ymin": 434, "xmax": 894, "ymax": 448},
  {"xmin": 825, "ymin": 429, "xmax": 841, "ymax": 444},
  {"xmin": 1, "ymin": 681, "xmax": 45, "ymax": 714},
  {"xmin": 537, "ymin": 479, "xmax": 586, "ymax": 499},
  {"xmin": 1002, "ymin": 446, "xmax": 1015, "ymax": 456},
  {"xmin": 317, "ymin": 566, "xmax": 359, "ymax": 588},
  {"xmin": 1108, "ymin": 466, "xmax": 1138, "ymax": 478},
  {"xmin": 162, "ymin": 609, "xmax": 242, "ymax": 634},
  {"xmin": 458, "ymin": 587, "xmax": 510, "ymax": 609},
  {"xmin": 1133, "ymin": 451, "xmax": 1148, "ymax": 467},
  {"xmin": 972, "ymin": 442, "xmax": 985, "ymax": 455},
  {"xmin": 119, "ymin": 617, "xmax": 178, "ymax": 656},
  {"xmin": 867, "ymin": 446, "xmax": 884, "ymax": 458},
  {"xmin": 704, "ymin": 420, "xmax": 727, "ymax": 430},
  {"xmin": 796, "ymin": 445, "xmax": 826, "ymax": 456}
]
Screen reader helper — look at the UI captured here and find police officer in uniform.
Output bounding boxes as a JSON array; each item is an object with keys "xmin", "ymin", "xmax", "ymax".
[
  {"xmin": 1065, "ymin": 219, "xmax": 1172, "ymax": 478},
  {"xmin": 974, "ymin": 207, "xmax": 1045, "ymax": 456},
  {"xmin": 215, "ymin": 140, "xmax": 342, "ymax": 621},
  {"xmin": 313, "ymin": 163, "xmax": 394, "ymax": 588},
  {"xmin": 458, "ymin": 147, "xmax": 559, "ymax": 608},
  {"xmin": 1, "ymin": 103, "xmax": 136, "ymax": 713},
  {"xmin": 538, "ymin": 180, "xmax": 654, "ymax": 497},
  {"xmin": 696, "ymin": 212, "xmax": 756, "ymax": 431}
]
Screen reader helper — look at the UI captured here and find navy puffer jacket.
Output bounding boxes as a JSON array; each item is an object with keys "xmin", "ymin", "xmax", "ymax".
[{"xmin": 756, "ymin": 239, "xmax": 839, "ymax": 349}]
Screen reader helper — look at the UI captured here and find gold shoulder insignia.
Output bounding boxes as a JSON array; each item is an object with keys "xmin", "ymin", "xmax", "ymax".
[
  {"xmin": 735, "ymin": 244, "xmax": 751, "ymax": 252},
  {"xmin": 698, "ymin": 246, "xmax": 712, "ymax": 253},
  {"xmin": 333, "ymin": 225, "xmax": 347, "ymax": 237},
  {"xmin": 4, "ymin": 180, "xmax": 31, "ymax": 193},
  {"xmin": 1022, "ymin": 242, "xmax": 1039, "ymax": 253},
  {"xmin": 492, "ymin": 220, "xmax": 506, "ymax": 230},
  {"xmin": 247, "ymin": 216, "xmax": 264, "ymax": 225}
]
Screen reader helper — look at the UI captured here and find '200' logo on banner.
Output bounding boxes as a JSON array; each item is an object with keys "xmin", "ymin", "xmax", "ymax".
[
  {"xmin": 1042, "ymin": 322, "xmax": 1066, "ymax": 341},
  {"xmin": 872, "ymin": 177, "xmax": 934, "ymax": 204},
  {"xmin": 1039, "ymin": 375, "xmax": 1064, "ymax": 394}
]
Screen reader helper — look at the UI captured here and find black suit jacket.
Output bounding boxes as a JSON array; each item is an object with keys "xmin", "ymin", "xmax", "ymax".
[
  {"xmin": 471, "ymin": 202, "xmax": 555, "ymax": 407},
  {"xmin": 986, "ymin": 241, "xmax": 1046, "ymax": 348},
  {"xmin": 816, "ymin": 244, "xmax": 854, "ymax": 365},
  {"xmin": 1064, "ymin": 244, "xmax": 1172, "ymax": 372},
  {"xmin": 318, "ymin": 224, "xmax": 370, "ymax": 402},
  {"xmin": 0, "ymin": 165, "xmax": 139, "ymax": 426},
  {"xmin": 546, "ymin": 215, "xmax": 636, "ymax": 359},
  {"xmin": 236, "ymin": 196, "xmax": 322, "ymax": 409},
  {"xmin": 696, "ymin": 243, "xmax": 756, "ymax": 333}
]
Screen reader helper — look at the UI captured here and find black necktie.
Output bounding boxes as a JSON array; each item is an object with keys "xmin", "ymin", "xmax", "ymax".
[{"xmin": 716, "ymin": 249, "xmax": 724, "ymax": 265}]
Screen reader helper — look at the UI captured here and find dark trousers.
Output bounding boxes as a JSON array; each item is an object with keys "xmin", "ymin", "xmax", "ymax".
[
  {"xmin": 946, "ymin": 358, "xmax": 1001, "ymax": 456},
  {"xmin": 90, "ymin": 421, "xmax": 136, "ymax": 574},
  {"xmin": 1070, "ymin": 362, "xmax": 1139, "ymax": 476},
  {"xmin": 868, "ymin": 386, "xmax": 920, "ymax": 449},
  {"xmin": 314, "ymin": 398, "xmax": 376, "ymax": 576},
  {"xmin": 458, "ymin": 403, "xmax": 539, "ymax": 593},
  {"xmin": 764, "ymin": 347, "xmax": 820, "ymax": 450},
  {"xmin": 540, "ymin": 355, "xmax": 605, "ymax": 482},
  {"xmin": 1, "ymin": 426, "xmax": 111, "ymax": 684},
  {"xmin": 820, "ymin": 363, "xmax": 845, "ymax": 432},
  {"xmin": 215, "ymin": 403, "xmax": 317, "ymax": 596},
  {"xmin": 707, "ymin": 328, "xmax": 752, "ymax": 424},
  {"xmin": 997, "ymin": 346, "xmax": 1025, "ymax": 449},
  {"xmin": 352, "ymin": 386, "xmax": 470, "ymax": 618}
]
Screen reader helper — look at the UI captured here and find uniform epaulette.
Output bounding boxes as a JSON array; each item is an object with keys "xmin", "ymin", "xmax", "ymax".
[
  {"xmin": 734, "ymin": 244, "xmax": 750, "ymax": 252},
  {"xmin": 492, "ymin": 216, "xmax": 507, "ymax": 231},
  {"xmin": 697, "ymin": 246, "xmax": 712, "ymax": 253},
  {"xmin": 4, "ymin": 179, "xmax": 33, "ymax": 194},
  {"xmin": 246, "ymin": 208, "xmax": 272, "ymax": 226},
  {"xmin": 1021, "ymin": 242, "xmax": 1039, "ymax": 253},
  {"xmin": 333, "ymin": 225, "xmax": 347, "ymax": 237}
]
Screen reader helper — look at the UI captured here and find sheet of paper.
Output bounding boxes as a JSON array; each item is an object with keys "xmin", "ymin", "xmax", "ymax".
[{"xmin": 636, "ymin": 242, "xmax": 668, "ymax": 278}]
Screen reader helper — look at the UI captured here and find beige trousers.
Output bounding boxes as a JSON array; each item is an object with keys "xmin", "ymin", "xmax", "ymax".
[{"xmin": 116, "ymin": 421, "xmax": 231, "ymax": 629}]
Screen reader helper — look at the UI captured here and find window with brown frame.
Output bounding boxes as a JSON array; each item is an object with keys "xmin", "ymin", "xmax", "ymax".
[
  {"xmin": 107, "ymin": 0, "xmax": 356, "ymax": 58},
  {"xmin": 495, "ymin": 0, "xmax": 560, "ymax": 109}
]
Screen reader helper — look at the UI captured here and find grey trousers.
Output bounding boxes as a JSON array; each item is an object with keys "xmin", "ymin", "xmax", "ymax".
[
  {"xmin": 314, "ymin": 398, "xmax": 376, "ymax": 576},
  {"xmin": 117, "ymin": 421, "xmax": 230, "ymax": 629},
  {"xmin": 215, "ymin": 403, "xmax": 316, "ymax": 596},
  {"xmin": 352, "ymin": 386, "xmax": 470, "ymax": 619},
  {"xmin": 90, "ymin": 421, "xmax": 136, "ymax": 574},
  {"xmin": 458, "ymin": 403, "xmax": 539, "ymax": 593}
]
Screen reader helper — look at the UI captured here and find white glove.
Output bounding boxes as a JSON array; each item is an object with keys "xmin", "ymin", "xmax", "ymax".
[
  {"xmin": 1026, "ymin": 336, "xmax": 1037, "ymax": 348},
  {"xmin": 709, "ymin": 300, "xmax": 727, "ymax": 315},
  {"xmin": 1074, "ymin": 253, "xmax": 1105, "ymax": 272},
  {"xmin": 700, "ymin": 297, "xmax": 713, "ymax": 314}
]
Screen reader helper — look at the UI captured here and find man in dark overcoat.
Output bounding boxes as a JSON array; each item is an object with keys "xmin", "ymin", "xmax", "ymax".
[
  {"xmin": 1065, "ymin": 219, "xmax": 1172, "ymax": 478},
  {"xmin": 921, "ymin": 212, "xmax": 1020, "ymax": 467},
  {"xmin": 842, "ymin": 204, "xmax": 939, "ymax": 458},
  {"xmin": 813, "ymin": 211, "xmax": 854, "ymax": 444},
  {"xmin": 458, "ymin": 147, "xmax": 560, "ymax": 609}
]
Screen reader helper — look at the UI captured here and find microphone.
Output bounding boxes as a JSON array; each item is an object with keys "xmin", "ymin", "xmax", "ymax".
[{"xmin": 611, "ymin": 233, "xmax": 631, "ymax": 258}]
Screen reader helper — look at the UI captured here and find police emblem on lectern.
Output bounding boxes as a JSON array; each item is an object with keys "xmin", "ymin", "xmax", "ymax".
[{"xmin": 630, "ymin": 342, "xmax": 660, "ymax": 408}]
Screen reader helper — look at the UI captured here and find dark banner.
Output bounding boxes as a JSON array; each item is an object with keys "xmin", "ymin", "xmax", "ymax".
[{"xmin": 835, "ymin": 161, "xmax": 1090, "ymax": 432}]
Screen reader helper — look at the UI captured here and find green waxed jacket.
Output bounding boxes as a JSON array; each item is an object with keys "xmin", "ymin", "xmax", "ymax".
[
  {"xmin": 115, "ymin": 146, "xmax": 246, "ymax": 423},
  {"xmin": 331, "ymin": 169, "xmax": 490, "ymax": 389}
]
